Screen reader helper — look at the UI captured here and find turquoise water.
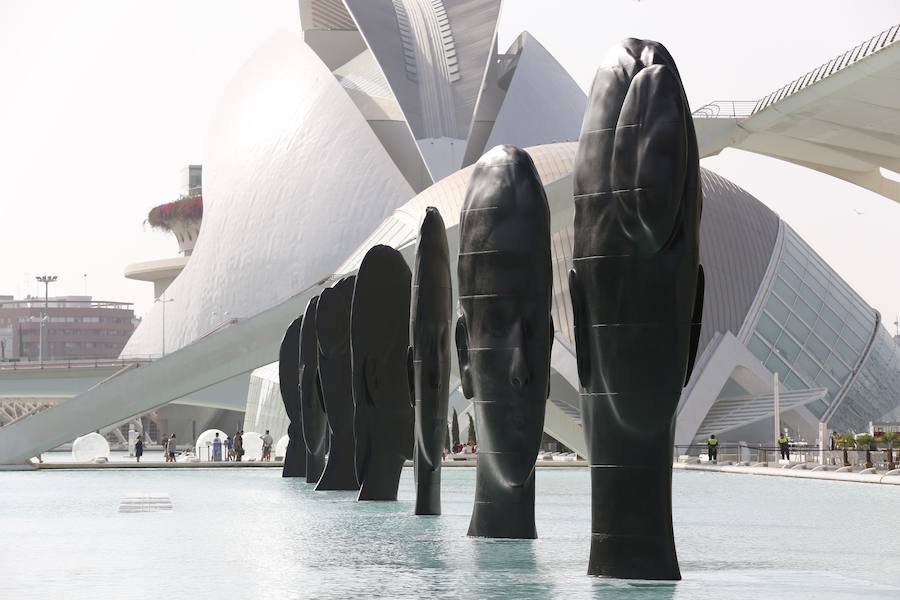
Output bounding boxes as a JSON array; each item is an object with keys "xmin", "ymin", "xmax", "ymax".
[{"xmin": 1, "ymin": 468, "xmax": 898, "ymax": 599}]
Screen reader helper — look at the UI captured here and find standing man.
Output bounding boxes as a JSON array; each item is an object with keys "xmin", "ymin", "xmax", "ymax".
[
  {"xmin": 261, "ymin": 430, "xmax": 274, "ymax": 462},
  {"xmin": 167, "ymin": 433, "xmax": 177, "ymax": 463},
  {"xmin": 234, "ymin": 431, "xmax": 244, "ymax": 462},
  {"xmin": 707, "ymin": 434, "xmax": 718, "ymax": 463},
  {"xmin": 212, "ymin": 432, "xmax": 223, "ymax": 462},
  {"xmin": 778, "ymin": 432, "xmax": 790, "ymax": 461},
  {"xmin": 135, "ymin": 435, "xmax": 144, "ymax": 463}
]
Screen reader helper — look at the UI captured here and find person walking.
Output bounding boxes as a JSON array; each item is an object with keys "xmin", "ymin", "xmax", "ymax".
[
  {"xmin": 234, "ymin": 430, "xmax": 244, "ymax": 462},
  {"xmin": 135, "ymin": 435, "xmax": 144, "ymax": 463},
  {"xmin": 212, "ymin": 432, "xmax": 223, "ymax": 462},
  {"xmin": 226, "ymin": 435, "xmax": 234, "ymax": 461},
  {"xmin": 167, "ymin": 433, "xmax": 178, "ymax": 463},
  {"xmin": 261, "ymin": 430, "xmax": 274, "ymax": 462},
  {"xmin": 778, "ymin": 433, "xmax": 790, "ymax": 461},
  {"xmin": 707, "ymin": 434, "xmax": 719, "ymax": 463}
]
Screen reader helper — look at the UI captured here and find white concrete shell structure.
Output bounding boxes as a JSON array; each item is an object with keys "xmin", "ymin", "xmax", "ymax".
[
  {"xmin": 695, "ymin": 23, "xmax": 900, "ymax": 202},
  {"xmin": 0, "ymin": 2, "xmax": 588, "ymax": 464}
]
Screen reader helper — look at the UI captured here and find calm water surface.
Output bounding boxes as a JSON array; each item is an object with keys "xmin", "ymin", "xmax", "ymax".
[{"xmin": 1, "ymin": 468, "xmax": 897, "ymax": 599}]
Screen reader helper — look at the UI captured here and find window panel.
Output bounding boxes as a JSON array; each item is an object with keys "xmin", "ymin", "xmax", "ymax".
[
  {"xmin": 806, "ymin": 333, "xmax": 830, "ymax": 362},
  {"xmin": 748, "ymin": 334, "xmax": 770, "ymax": 362},
  {"xmin": 800, "ymin": 283, "xmax": 824, "ymax": 310},
  {"xmin": 766, "ymin": 296, "xmax": 790, "ymax": 323},
  {"xmin": 774, "ymin": 332, "xmax": 801, "ymax": 362},
  {"xmin": 794, "ymin": 351, "xmax": 820, "ymax": 380},
  {"xmin": 808, "ymin": 399, "xmax": 828, "ymax": 419},
  {"xmin": 784, "ymin": 371, "xmax": 806, "ymax": 390},
  {"xmin": 780, "ymin": 264, "xmax": 802, "ymax": 290},
  {"xmin": 757, "ymin": 312, "xmax": 781, "ymax": 344},
  {"xmin": 821, "ymin": 304, "xmax": 843, "ymax": 331},
  {"xmin": 813, "ymin": 318, "xmax": 838, "ymax": 346},
  {"xmin": 785, "ymin": 314, "xmax": 810, "ymax": 344},
  {"xmin": 814, "ymin": 369, "xmax": 841, "ymax": 396},
  {"xmin": 824, "ymin": 353, "xmax": 850, "ymax": 381},
  {"xmin": 773, "ymin": 278, "xmax": 797, "ymax": 305},
  {"xmin": 833, "ymin": 337, "xmax": 858, "ymax": 366},
  {"xmin": 793, "ymin": 298, "xmax": 817, "ymax": 327},
  {"xmin": 765, "ymin": 352, "xmax": 791, "ymax": 379}
]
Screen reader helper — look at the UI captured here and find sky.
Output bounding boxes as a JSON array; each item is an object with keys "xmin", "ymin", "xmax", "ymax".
[{"xmin": 1, "ymin": 0, "xmax": 900, "ymax": 325}]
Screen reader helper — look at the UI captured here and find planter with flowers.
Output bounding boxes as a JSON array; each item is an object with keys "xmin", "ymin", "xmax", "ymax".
[{"xmin": 147, "ymin": 194, "xmax": 203, "ymax": 255}]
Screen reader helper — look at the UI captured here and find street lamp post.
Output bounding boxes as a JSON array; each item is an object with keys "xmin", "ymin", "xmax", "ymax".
[
  {"xmin": 35, "ymin": 275, "xmax": 57, "ymax": 363},
  {"xmin": 155, "ymin": 294, "xmax": 174, "ymax": 357}
]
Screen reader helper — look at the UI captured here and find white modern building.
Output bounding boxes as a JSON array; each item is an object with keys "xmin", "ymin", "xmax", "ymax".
[{"xmin": 1, "ymin": 3, "xmax": 899, "ymax": 464}]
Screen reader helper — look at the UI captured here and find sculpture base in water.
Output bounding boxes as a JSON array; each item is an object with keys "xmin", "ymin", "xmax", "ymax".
[{"xmin": 467, "ymin": 469, "xmax": 537, "ymax": 539}]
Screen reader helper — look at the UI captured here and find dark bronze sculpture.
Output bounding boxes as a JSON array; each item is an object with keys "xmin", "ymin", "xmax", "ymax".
[
  {"xmin": 456, "ymin": 145, "xmax": 552, "ymax": 539},
  {"xmin": 351, "ymin": 245, "xmax": 414, "ymax": 501},
  {"xmin": 569, "ymin": 39, "xmax": 704, "ymax": 580},
  {"xmin": 314, "ymin": 277, "xmax": 360, "ymax": 491},
  {"xmin": 409, "ymin": 208, "xmax": 452, "ymax": 515},
  {"xmin": 300, "ymin": 296, "xmax": 328, "ymax": 484},
  {"xmin": 278, "ymin": 316, "xmax": 306, "ymax": 477}
]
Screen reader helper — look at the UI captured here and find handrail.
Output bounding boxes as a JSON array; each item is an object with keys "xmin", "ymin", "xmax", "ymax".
[
  {"xmin": 692, "ymin": 100, "xmax": 758, "ymax": 119},
  {"xmin": 0, "ymin": 356, "xmax": 157, "ymax": 372}
]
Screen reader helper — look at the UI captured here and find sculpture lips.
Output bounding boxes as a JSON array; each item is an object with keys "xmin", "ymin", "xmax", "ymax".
[{"xmin": 570, "ymin": 38, "xmax": 703, "ymax": 580}]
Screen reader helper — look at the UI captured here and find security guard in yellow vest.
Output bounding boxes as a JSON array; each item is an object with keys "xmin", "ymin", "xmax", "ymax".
[
  {"xmin": 778, "ymin": 433, "xmax": 790, "ymax": 460},
  {"xmin": 707, "ymin": 434, "xmax": 719, "ymax": 462}
]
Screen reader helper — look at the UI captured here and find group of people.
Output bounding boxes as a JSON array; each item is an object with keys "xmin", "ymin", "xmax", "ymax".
[
  {"xmin": 705, "ymin": 433, "xmax": 793, "ymax": 462},
  {"xmin": 451, "ymin": 442, "xmax": 477, "ymax": 455},
  {"xmin": 130, "ymin": 429, "xmax": 278, "ymax": 463}
]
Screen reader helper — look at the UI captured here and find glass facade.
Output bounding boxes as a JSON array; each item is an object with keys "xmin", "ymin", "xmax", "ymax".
[
  {"xmin": 745, "ymin": 227, "xmax": 876, "ymax": 421},
  {"xmin": 831, "ymin": 325, "xmax": 900, "ymax": 431}
]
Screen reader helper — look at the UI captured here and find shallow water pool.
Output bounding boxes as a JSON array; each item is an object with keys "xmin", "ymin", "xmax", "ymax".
[{"xmin": 0, "ymin": 467, "xmax": 897, "ymax": 599}]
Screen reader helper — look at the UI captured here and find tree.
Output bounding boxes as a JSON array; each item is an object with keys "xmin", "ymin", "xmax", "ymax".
[
  {"xmin": 856, "ymin": 434, "xmax": 875, "ymax": 469},
  {"xmin": 881, "ymin": 431, "xmax": 898, "ymax": 471},
  {"xmin": 836, "ymin": 433, "xmax": 856, "ymax": 467},
  {"xmin": 451, "ymin": 408, "xmax": 461, "ymax": 448},
  {"xmin": 467, "ymin": 413, "xmax": 476, "ymax": 446}
]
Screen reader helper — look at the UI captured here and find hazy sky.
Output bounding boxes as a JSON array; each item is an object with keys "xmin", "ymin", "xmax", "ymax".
[{"xmin": 2, "ymin": 0, "xmax": 899, "ymax": 325}]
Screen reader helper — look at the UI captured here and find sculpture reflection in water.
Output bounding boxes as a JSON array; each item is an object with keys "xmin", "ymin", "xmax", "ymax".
[
  {"xmin": 300, "ymin": 296, "xmax": 328, "ymax": 484},
  {"xmin": 278, "ymin": 316, "xmax": 306, "ymax": 477},
  {"xmin": 314, "ymin": 276, "xmax": 360, "ymax": 491},
  {"xmin": 569, "ymin": 39, "xmax": 703, "ymax": 579},
  {"xmin": 409, "ymin": 207, "xmax": 452, "ymax": 515},
  {"xmin": 456, "ymin": 145, "xmax": 552, "ymax": 539},
  {"xmin": 351, "ymin": 245, "xmax": 414, "ymax": 501}
]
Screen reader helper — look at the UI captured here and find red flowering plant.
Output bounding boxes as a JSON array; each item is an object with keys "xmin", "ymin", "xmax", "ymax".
[{"xmin": 146, "ymin": 194, "xmax": 203, "ymax": 231}]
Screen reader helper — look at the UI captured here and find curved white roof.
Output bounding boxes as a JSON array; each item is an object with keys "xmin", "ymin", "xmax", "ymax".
[{"xmin": 123, "ymin": 31, "xmax": 415, "ymax": 357}]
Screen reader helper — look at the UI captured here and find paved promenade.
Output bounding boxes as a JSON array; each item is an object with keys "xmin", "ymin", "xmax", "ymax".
[{"xmin": 674, "ymin": 460, "xmax": 900, "ymax": 485}]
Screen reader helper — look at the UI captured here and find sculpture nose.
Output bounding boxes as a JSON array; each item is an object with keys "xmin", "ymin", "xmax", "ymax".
[{"xmin": 510, "ymin": 347, "xmax": 530, "ymax": 391}]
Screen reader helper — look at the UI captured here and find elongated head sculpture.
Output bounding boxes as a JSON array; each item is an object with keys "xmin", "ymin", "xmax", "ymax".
[
  {"xmin": 409, "ymin": 207, "xmax": 452, "ymax": 515},
  {"xmin": 569, "ymin": 38, "xmax": 703, "ymax": 579},
  {"xmin": 456, "ymin": 145, "xmax": 552, "ymax": 539},
  {"xmin": 300, "ymin": 296, "xmax": 328, "ymax": 484},
  {"xmin": 279, "ymin": 316, "xmax": 306, "ymax": 477},
  {"xmin": 315, "ymin": 276, "xmax": 360, "ymax": 491},
  {"xmin": 351, "ymin": 245, "xmax": 414, "ymax": 501}
]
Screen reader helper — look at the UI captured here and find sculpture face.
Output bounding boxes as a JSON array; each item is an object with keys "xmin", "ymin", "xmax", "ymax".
[
  {"xmin": 350, "ymin": 245, "xmax": 413, "ymax": 500},
  {"xmin": 300, "ymin": 297, "xmax": 327, "ymax": 459},
  {"xmin": 457, "ymin": 145, "xmax": 551, "ymax": 538},
  {"xmin": 410, "ymin": 208, "xmax": 452, "ymax": 472},
  {"xmin": 570, "ymin": 38, "xmax": 703, "ymax": 580}
]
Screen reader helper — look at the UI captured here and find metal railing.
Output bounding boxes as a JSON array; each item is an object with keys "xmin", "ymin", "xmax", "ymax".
[
  {"xmin": 676, "ymin": 443, "xmax": 900, "ymax": 469},
  {"xmin": 0, "ymin": 356, "xmax": 157, "ymax": 371},
  {"xmin": 692, "ymin": 100, "xmax": 758, "ymax": 119}
]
